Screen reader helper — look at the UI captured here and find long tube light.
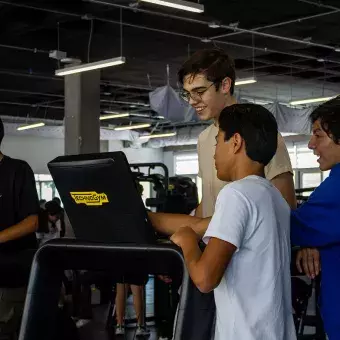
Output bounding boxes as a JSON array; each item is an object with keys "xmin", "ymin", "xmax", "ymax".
[
  {"xmin": 235, "ymin": 78, "xmax": 257, "ymax": 86},
  {"xmin": 100, "ymin": 113, "xmax": 130, "ymax": 120},
  {"xmin": 55, "ymin": 57, "xmax": 126, "ymax": 76},
  {"xmin": 114, "ymin": 123, "xmax": 151, "ymax": 131},
  {"xmin": 140, "ymin": 0, "xmax": 204, "ymax": 13},
  {"xmin": 17, "ymin": 122, "xmax": 45, "ymax": 131},
  {"xmin": 290, "ymin": 96, "xmax": 335, "ymax": 106},
  {"xmin": 140, "ymin": 132, "xmax": 177, "ymax": 139}
]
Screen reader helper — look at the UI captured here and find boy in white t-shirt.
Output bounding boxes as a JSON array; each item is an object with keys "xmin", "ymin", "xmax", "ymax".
[{"xmin": 170, "ymin": 104, "xmax": 296, "ymax": 340}]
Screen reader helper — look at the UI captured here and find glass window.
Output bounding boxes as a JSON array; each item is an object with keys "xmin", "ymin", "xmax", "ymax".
[
  {"xmin": 301, "ymin": 172, "xmax": 321, "ymax": 196},
  {"xmin": 175, "ymin": 154, "xmax": 199, "ymax": 175},
  {"xmin": 41, "ymin": 182, "xmax": 53, "ymax": 202}
]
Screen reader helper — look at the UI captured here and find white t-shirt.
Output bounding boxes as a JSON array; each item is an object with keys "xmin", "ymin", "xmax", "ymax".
[{"xmin": 203, "ymin": 176, "xmax": 296, "ymax": 340}]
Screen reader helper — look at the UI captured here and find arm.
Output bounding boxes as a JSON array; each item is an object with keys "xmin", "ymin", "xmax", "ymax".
[
  {"xmin": 172, "ymin": 186, "xmax": 247, "ymax": 293},
  {"xmin": 148, "ymin": 211, "xmax": 211, "ymax": 237},
  {"xmin": 266, "ymin": 133, "xmax": 296, "ymax": 208},
  {"xmin": 194, "ymin": 202, "xmax": 203, "ymax": 218},
  {"xmin": 0, "ymin": 215, "xmax": 38, "ymax": 243},
  {"xmin": 271, "ymin": 172, "xmax": 297, "ymax": 209},
  {"xmin": 171, "ymin": 228, "xmax": 236, "ymax": 293}
]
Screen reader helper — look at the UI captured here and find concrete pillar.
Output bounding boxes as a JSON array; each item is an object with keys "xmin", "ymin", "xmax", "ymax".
[{"xmin": 64, "ymin": 71, "xmax": 100, "ymax": 155}]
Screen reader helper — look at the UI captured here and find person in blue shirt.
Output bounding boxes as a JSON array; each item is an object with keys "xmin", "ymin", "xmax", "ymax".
[{"xmin": 291, "ymin": 96, "xmax": 340, "ymax": 340}]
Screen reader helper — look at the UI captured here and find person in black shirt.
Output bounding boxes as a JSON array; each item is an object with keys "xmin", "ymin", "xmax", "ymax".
[{"xmin": 0, "ymin": 117, "xmax": 40, "ymax": 338}]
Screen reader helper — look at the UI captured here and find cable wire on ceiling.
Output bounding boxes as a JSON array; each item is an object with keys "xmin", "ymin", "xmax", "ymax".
[{"xmin": 87, "ymin": 18, "xmax": 94, "ymax": 63}]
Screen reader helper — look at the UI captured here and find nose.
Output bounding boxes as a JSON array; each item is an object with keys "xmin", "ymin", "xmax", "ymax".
[
  {"xmin": 308, "ymin": 136, "xmax": 316, "ymax": 150},
  {"xmin": 189, "ymin": 95, "xmax": 199, "ymax": 106}
]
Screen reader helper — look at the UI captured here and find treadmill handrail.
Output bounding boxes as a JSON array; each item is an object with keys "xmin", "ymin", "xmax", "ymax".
[{"xmin": 19, "ymin": 240, "xmax": 189, "ymax": 340}]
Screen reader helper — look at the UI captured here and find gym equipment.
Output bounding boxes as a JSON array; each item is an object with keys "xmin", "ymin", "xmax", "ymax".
[
  {"xmin": 18, "ymin": 240, "xmax": 190, "ymax": 340},
  {"xmin": 48, "ymin": 152, "xmax": 156, "ymax": 244},
  {"xmin": 130, "ymin": 162, "xmax": 199, "ymax": 215}
]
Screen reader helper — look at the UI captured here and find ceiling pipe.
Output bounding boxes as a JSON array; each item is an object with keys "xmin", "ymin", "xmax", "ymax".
[
  {"xmin": 86, "ymin": 0, "xmax": 340, "ymax": 52},
  {"xmin": 2, "ymin": 0, "xmax": 340, "ymax": 66},
  {"xmin": 210, "ymin": 8, "xmax": 340, "ymax": 40},
  {"xmin": 0, "ymin": 101, "xmax": 64, "ymax": 110},
  {"xmin": 298, "ymin": 0, "xmax": 339, "ymax": 11},
  {"xmin": 241, "ymin": 59, "xmax": 340, "ymax": 77},
  {"xmin": 0, "ymin": 88, "xmax": 63, "ymax": 98},
  {"xmin": 0, "ymin": 43, "xmax": 48, "ymax": 54}
]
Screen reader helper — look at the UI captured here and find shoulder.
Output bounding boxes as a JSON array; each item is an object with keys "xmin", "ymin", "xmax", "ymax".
[
  {"xmin": 4, "ymin": 156, "xmax": 34, "ymax": 174},
  {"xmin": 198, "ymin": 124, "xmax": 217, "ymax": 143},
  {"xmin": 217, "ymin": 180, "xmax": 249, "ymax": 203}
]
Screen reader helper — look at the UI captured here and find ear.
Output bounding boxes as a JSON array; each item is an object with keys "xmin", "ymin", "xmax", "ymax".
[
  {"xmin": 232, "ymin": 133, "xmax": 243, "ymax": 154},
  {"xmin": 221, "ymin": 77, "xmax": 232, "ymax": 94}
]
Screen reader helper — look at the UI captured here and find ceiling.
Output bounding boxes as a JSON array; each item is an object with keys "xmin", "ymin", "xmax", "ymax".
[{"xmin": 0, "ymin": 0, "xmax": 340, "ymax": 131}]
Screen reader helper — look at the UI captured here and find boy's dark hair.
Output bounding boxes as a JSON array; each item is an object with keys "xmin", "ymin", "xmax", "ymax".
[
  {"xmin": 219, "ymin": 104, "xmax": 278, "ymax": 166},
  {"xmin": 178, "ymin": 48, "xmax": 236, "ymax": 95},
  {"xmin": 0, "ymin": 117, "xmax": 4, "ymax": 146},
  {"xmin": 310, "ymin": 96, "xmax": 340, "ymax": 144},
  {"xmin": 45, "ymin": 200, "xmax": 62, "ymax": 216}
]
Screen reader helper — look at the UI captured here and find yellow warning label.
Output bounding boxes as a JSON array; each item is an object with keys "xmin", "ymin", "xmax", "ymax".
[{"xmin": 70, "ymin": 192, "xmax": 109, "ymax": 206}]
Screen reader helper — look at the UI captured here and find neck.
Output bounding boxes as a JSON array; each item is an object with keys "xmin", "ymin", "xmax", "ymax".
[
  {"xmin": 230, "ymin": 162, "xmax": 265, "ymax": 182},
  {"xmin": 214, "ymin": 95, "xmax": 237, "ymax": 126}
]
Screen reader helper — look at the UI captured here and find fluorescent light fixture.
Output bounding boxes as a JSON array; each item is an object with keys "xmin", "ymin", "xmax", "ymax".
[
  {"xmin": 55, "ymin": 57, "xmax": 126, "ymax": 76},
  {"xmin": 114, "ymin": 123, "xmax": 151, "ymax": 131},
  {"xmin": 17, "ymin": 122, "xmax": 45, "ymax": 131},
  {"xmin": 290, "ymin": 96, "xmax": 335, "ymax": 106},
  {"xmin": 140, "ymin": 132, "xmax": 177, "ymax": 139},
  {"xmin": 235, "ymin": 78, "xmax": 257, "ymax": 86},
  {"xmin": 140, "ymin": 0, "xmax": 204, "ymax": 13},
  {"xmin": 100, "ymin": 113, "xmax": 130, "ymax": 120}
]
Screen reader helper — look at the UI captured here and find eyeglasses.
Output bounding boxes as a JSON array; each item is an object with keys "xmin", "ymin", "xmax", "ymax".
[{"xmin": 179, "ymin": 82, "xmax": 216, "ymax": 103}]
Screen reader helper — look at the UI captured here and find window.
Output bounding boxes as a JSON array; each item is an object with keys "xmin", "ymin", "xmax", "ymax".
[
  {"xmin": 175, "ymin": 154, "xmax": 199, "ymax": 175},
  {"xmin": 35, "ymin": 174, "xmax": 60, "ymax": 203}
]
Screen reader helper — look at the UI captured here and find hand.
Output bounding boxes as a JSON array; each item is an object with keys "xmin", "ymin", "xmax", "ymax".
[
  {"xmin": 296, "ymin": 248, "xmax": 321, "ymax": 279},
  {"xmin": 170, "ymin": 226, "xmax": 198, "ymax": 248}
]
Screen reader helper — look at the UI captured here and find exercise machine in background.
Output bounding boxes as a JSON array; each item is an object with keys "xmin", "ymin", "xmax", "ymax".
[{"xmin": 130, "ymin": 163, "xmax": 199, "ymax": 339}]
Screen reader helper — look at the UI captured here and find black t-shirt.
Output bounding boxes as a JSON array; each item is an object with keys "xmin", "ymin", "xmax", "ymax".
[{"xmin": 0, "ymin": 155, "xmax": 39, "ymax": 253}]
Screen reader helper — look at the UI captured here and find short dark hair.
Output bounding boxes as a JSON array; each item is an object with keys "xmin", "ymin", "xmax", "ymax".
[
  {"xmin": 178, "ymin": 48, "xmax": 236, "ymax": 95},
  {"xmin": 0, "ymin": 117, "xmax": 4, "ymax": 146},
  {"xmin": 52, "ymin": 197, "xmax": 61, "ymax": 205},
  {"xmin": 310, "ymin": 96, "xmax": 340, "ymax": 144},
  {"xmin": 218, "ymin": 104, "xmax": 278, "ymax": 166},
  {"xmin": 45, "ymin": 200, "xmax": 62, "ymax": 216}
]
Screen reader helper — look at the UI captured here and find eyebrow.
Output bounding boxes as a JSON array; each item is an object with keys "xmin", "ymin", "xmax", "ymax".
[{"xmin": 184, "ymin": 86, "xmax": 207, "ymax": 92}]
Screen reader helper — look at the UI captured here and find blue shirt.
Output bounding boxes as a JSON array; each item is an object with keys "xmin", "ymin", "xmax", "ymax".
[{"xmin": 291, "ymin": 163, "xmax": 340, "ymax": 340}]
